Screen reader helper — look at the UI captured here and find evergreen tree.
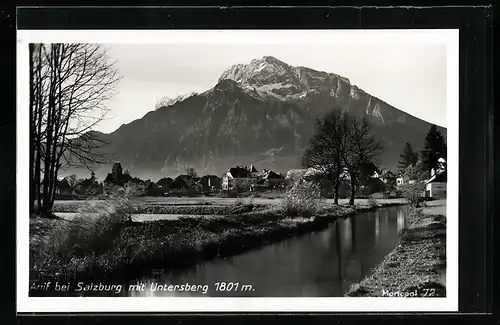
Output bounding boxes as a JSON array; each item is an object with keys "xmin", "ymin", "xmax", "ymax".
[
  {"xmin": 421, "ymin": 125, "xmax": 447, "ymax": 173},
  {"xmin": 398, "ymin": 142, "xmax": 419, "ymax": 171}
]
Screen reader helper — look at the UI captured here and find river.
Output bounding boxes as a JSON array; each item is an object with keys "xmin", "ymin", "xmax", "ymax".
[{"xmin": 121, "ymin": 205, "xmax": 408, "ymax": 297}]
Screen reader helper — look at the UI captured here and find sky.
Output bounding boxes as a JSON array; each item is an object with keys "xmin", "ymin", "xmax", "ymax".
[{"xmin": 94, "ymin": 39, "xmax": 448, "ymax": 133}]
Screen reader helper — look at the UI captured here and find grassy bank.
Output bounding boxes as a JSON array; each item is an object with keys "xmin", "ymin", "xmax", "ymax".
[
  {"xmin": 52, "ymin": 202, "xmax": 266, "ymax": 215},
  {"xmin": 346, "ymin": 201, "xmax": 446, "ymax": 297},
  {"xmin": 30, "ymin": 198, "xmax": 407, "ymax": 289}
]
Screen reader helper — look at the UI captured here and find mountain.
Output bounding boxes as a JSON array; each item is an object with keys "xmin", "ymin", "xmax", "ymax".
[
  {"xmin": 155, "ymin": 92, "xmax": 198, "ymax": 110},
  {"xmin": 67, "ymin": 56, "xmax": 446, "ymax": 181}
]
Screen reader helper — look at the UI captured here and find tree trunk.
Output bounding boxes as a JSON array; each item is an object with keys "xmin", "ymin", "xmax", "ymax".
[
  {"xmin": 34, "ymin": 44, "xmax": 44, "ymax": 215},
  {"xmin": 349, "ymin": 173, "xmax": 356, "ymax": 205},
  {"xmin": 34, "ymin": 148, "xmax": 41, "ymax": 214},
  {"xmin": 41, "ymin": 51, "xmax": 56, "ymax": 218},
  {"xmin": 334, "ymin": 182, "xmax": 340, "ymax": 205},
  {"xmin": 29, "ymin": 43, "xmax": 35, "ymax": 215},
  {"xmin": 332, "ymin": 173, "xmax": 340, "ymax": 205}
]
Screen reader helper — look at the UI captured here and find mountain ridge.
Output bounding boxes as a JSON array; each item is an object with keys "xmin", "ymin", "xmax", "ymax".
[{"xmin": 65, "ymin": 56, "xmax": 446, "ymax": 181}]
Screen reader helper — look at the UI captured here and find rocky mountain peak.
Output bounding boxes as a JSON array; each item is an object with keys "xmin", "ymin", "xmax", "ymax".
[
  {"xmin": 219, "ymin": 55, "xmax": 291, "ymax": 85},
  {"xmin": 217, "ymin": 56, "xmax": 356, "ymax": 103}
]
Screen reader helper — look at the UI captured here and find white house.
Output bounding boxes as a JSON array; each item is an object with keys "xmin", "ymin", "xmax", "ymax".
[
  {"xmin": 303, "ymin": 165, "xmax": 351, "ymax": 180},
  {"xmin": 425, "ymin": 169, "xmax": 447, "ymax": 199},
  {"xmin": 285, "ymin": 169, "xmax": 308, "ymax": 180},
  {"xmin": 222, "ymin": 166, "xmax": 255, "ymax": 191},
  {"xmin": 396, "ymin": 173, "xmax": 416, "ymax": 187}
]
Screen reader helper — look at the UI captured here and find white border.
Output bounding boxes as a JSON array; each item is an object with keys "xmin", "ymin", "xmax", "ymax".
[{"xmin": 16, "ymin": 29, "xmax": 459, "ymax": 313}]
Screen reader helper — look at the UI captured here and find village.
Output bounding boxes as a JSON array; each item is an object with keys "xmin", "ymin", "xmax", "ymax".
[{"xmin": 55, "ymin": 158, "xmax": 447, "ymax": 201}]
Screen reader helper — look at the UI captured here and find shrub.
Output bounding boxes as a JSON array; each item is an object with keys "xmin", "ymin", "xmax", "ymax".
[
  {"xmin": 280, "ymin": 179, "xmax": 323, "ymax": 218},
  {"xmin": 367, "ymin": 195, "xmax": 379, "ymax": 207},
  {"xmin": 56, "ymin": 194, "xmax": 136, "ymax": 258}
]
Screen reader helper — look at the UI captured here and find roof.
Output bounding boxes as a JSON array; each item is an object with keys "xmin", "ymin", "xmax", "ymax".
[
  {"xmin": 249, "ymin": 164, "xmax": 258, "ymax": 173},
  {"xmin": 75, "ymin": 179, "xmax": 93, "ymax": 188},
  {"xmin": 104, "ymin": 172, "xmax": 131, "ymax": 185},
  {"xmin": 304, "ymin": 166, "xmax": 328, "ymax": 177},
  {"xmin": 228, "ymin": 167, "xmax": 251, "ymax": 178},
  {"xmin": 156, "ymin": 177, "xmax": 173, "ymax": 187},
  {"xmin": 263, "ymin": 170, "xmax": 283, "ymax": 179},
  {"xmin": 285, "ymin": 169, "xmax": 307, "ymax": 179},
  {"xmin": 425, "ymin": 170, "xmax": 447, "ymax": 184},
  {"xmin": 170, "ymin": 175, "xmax": 196, "ymax": 189},
  {"xmin": 104, "ymin": 173, "xmax": 113, "ymax": 183},
  {"xmin": 57, "ymin": 178, "xmax": 71, "ymax": 189},
  {"xmin": 128, "ymin": 177, "xmax": 146, "ymax": 185},
  {"xmin": 382, "ymin": 170, "xmax": 396, "ymax": 177},
  {"xmin": 200, "ymin": 174, "xmax": 221, "ymax": 181}
]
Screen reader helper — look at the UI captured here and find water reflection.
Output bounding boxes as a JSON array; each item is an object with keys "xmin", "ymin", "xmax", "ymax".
[
  {"xmin": 121, "ymin": 205, "xmax": 408, "ymax": 298},
  {"xmin": 59, "ymin": 206, "xmax": 407, "ymax": 298},
  {"xmin": 340, "ymin": 217, "xmax": 352, "ymax": 251},
  {"xmin": 397, "ymin": 209, "xmax": 406, "ymax": 233}
]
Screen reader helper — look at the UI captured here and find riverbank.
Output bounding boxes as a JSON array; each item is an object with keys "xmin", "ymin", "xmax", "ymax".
[
  {"xmin": 346, "ymin": 200, "xmax": 446, "ymax": 297},
  {"xmin": 30, "ymin": 198, "xmax": 407, "ymax": 290}
]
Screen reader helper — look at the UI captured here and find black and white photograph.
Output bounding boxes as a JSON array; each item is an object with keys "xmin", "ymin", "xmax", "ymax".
[{"xmin": 17, "ymin": 29, "xmax": 458, "ymax": 312}]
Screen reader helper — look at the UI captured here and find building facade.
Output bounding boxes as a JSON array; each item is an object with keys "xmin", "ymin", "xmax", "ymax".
[
  {"xmin": 425, "ymin": 170, "xmax": 447, "ymax": 199},
  {"xmin": 222, "ymin": 166, "xmax": 255, "ymax": 192}
]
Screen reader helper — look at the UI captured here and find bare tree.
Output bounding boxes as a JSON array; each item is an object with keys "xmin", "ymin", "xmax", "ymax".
[
  {"xmin": 30, "ymin": 43, "xmax": 120, "ymax": 217},
  {"xmin": 398, "ymin": 162, "xmax": 429, "ymax": 206},
  {"xmin": 30, "ymin": 44, "xmax": 51, "ymax": 214},
  {"xmin": 301, "ymin": 110, "xmax": 349, "ymax": 205},
  {"xmin": 65, "ymin": 174, "xmax": 78, "ymax": 187},
  {"xmin": 343, "ymin": 115, "xmax": 383, "ymax": 205}
]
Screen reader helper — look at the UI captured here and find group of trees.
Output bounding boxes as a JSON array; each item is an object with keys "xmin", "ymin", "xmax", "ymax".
[
  {"xmin": 398, "ymin": 124, "xmax": 447, "ymax": 175},
  {"xmin": 302, "ymin": 109, "xmax": 447, "ymax": 206},
  {"xmin": 301, "ymin": 111, "xmax": 383, "ymax": 205},
  {"xmin": 30, "ymin": 43, "xmax": 120, "ymax": 217},
  {"xmin": 397, "ymin": 124, "xmax": 447, "ymax": 205}
]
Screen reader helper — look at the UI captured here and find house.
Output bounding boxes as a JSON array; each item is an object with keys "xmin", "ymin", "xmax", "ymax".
[
  {"xmin": 257, "ymin": 169, "xmax": 285, "ymax": 188},
  {"xmin": 437, "ymin": 157, "xmax": 447, "ymax": 171},
  {"xmin": 74, "ymin": 178, "xmax": 93, "ymax": 195},
  {"xmin": 169, "ymin": 174, "xmax": 197, "ymax": 194},
  {"xmin": 425, "ymin": 169, "xmax": 447, "ymax": 199},
  {"xmin": 285, "ymin": 169, "xmax": 308, "ymax": 181},
  {"xmin": 104, "ymin": 162, "xmax": 132, "ymax": 187},
  {"xmin": 303, "ymin": 165, "xmax": 351, "ymax": 181},
  {"xmin": 396, "ymin": 175, "xmax": 404, "ymax": 187},
  {"xmin": 198, "ymin": 175, "xmax": 222, "ymax": 192},
  {"xmin": 380, "ymin": 170, "xmax": 397, "ymax": 186},
  {"xmin": 55, "ymin": 178, "xmax": 72, "ymax": 195},
  {"xmin": 249, "ymin": 164, "xmax": 259, "ymax": 178},
  {"xmin": 222, "ymin": 166, "xmax": 255, "ymax": 192},
  {"xmin": 304, "ymin": 166, "xmax": 325, "ymax": 179},
  {"xmin": 73, "ymin": 171, "xmax": 102, "ymax": 196},
  {"xmin": 156, "ymin": 177, "xmax": 173, "ymax": 194}
]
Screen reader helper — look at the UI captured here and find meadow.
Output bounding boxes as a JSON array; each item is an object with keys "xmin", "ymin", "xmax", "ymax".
[{"xmin": 51, "ymin": 196, "xmax": 407, "ymax": 221}]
